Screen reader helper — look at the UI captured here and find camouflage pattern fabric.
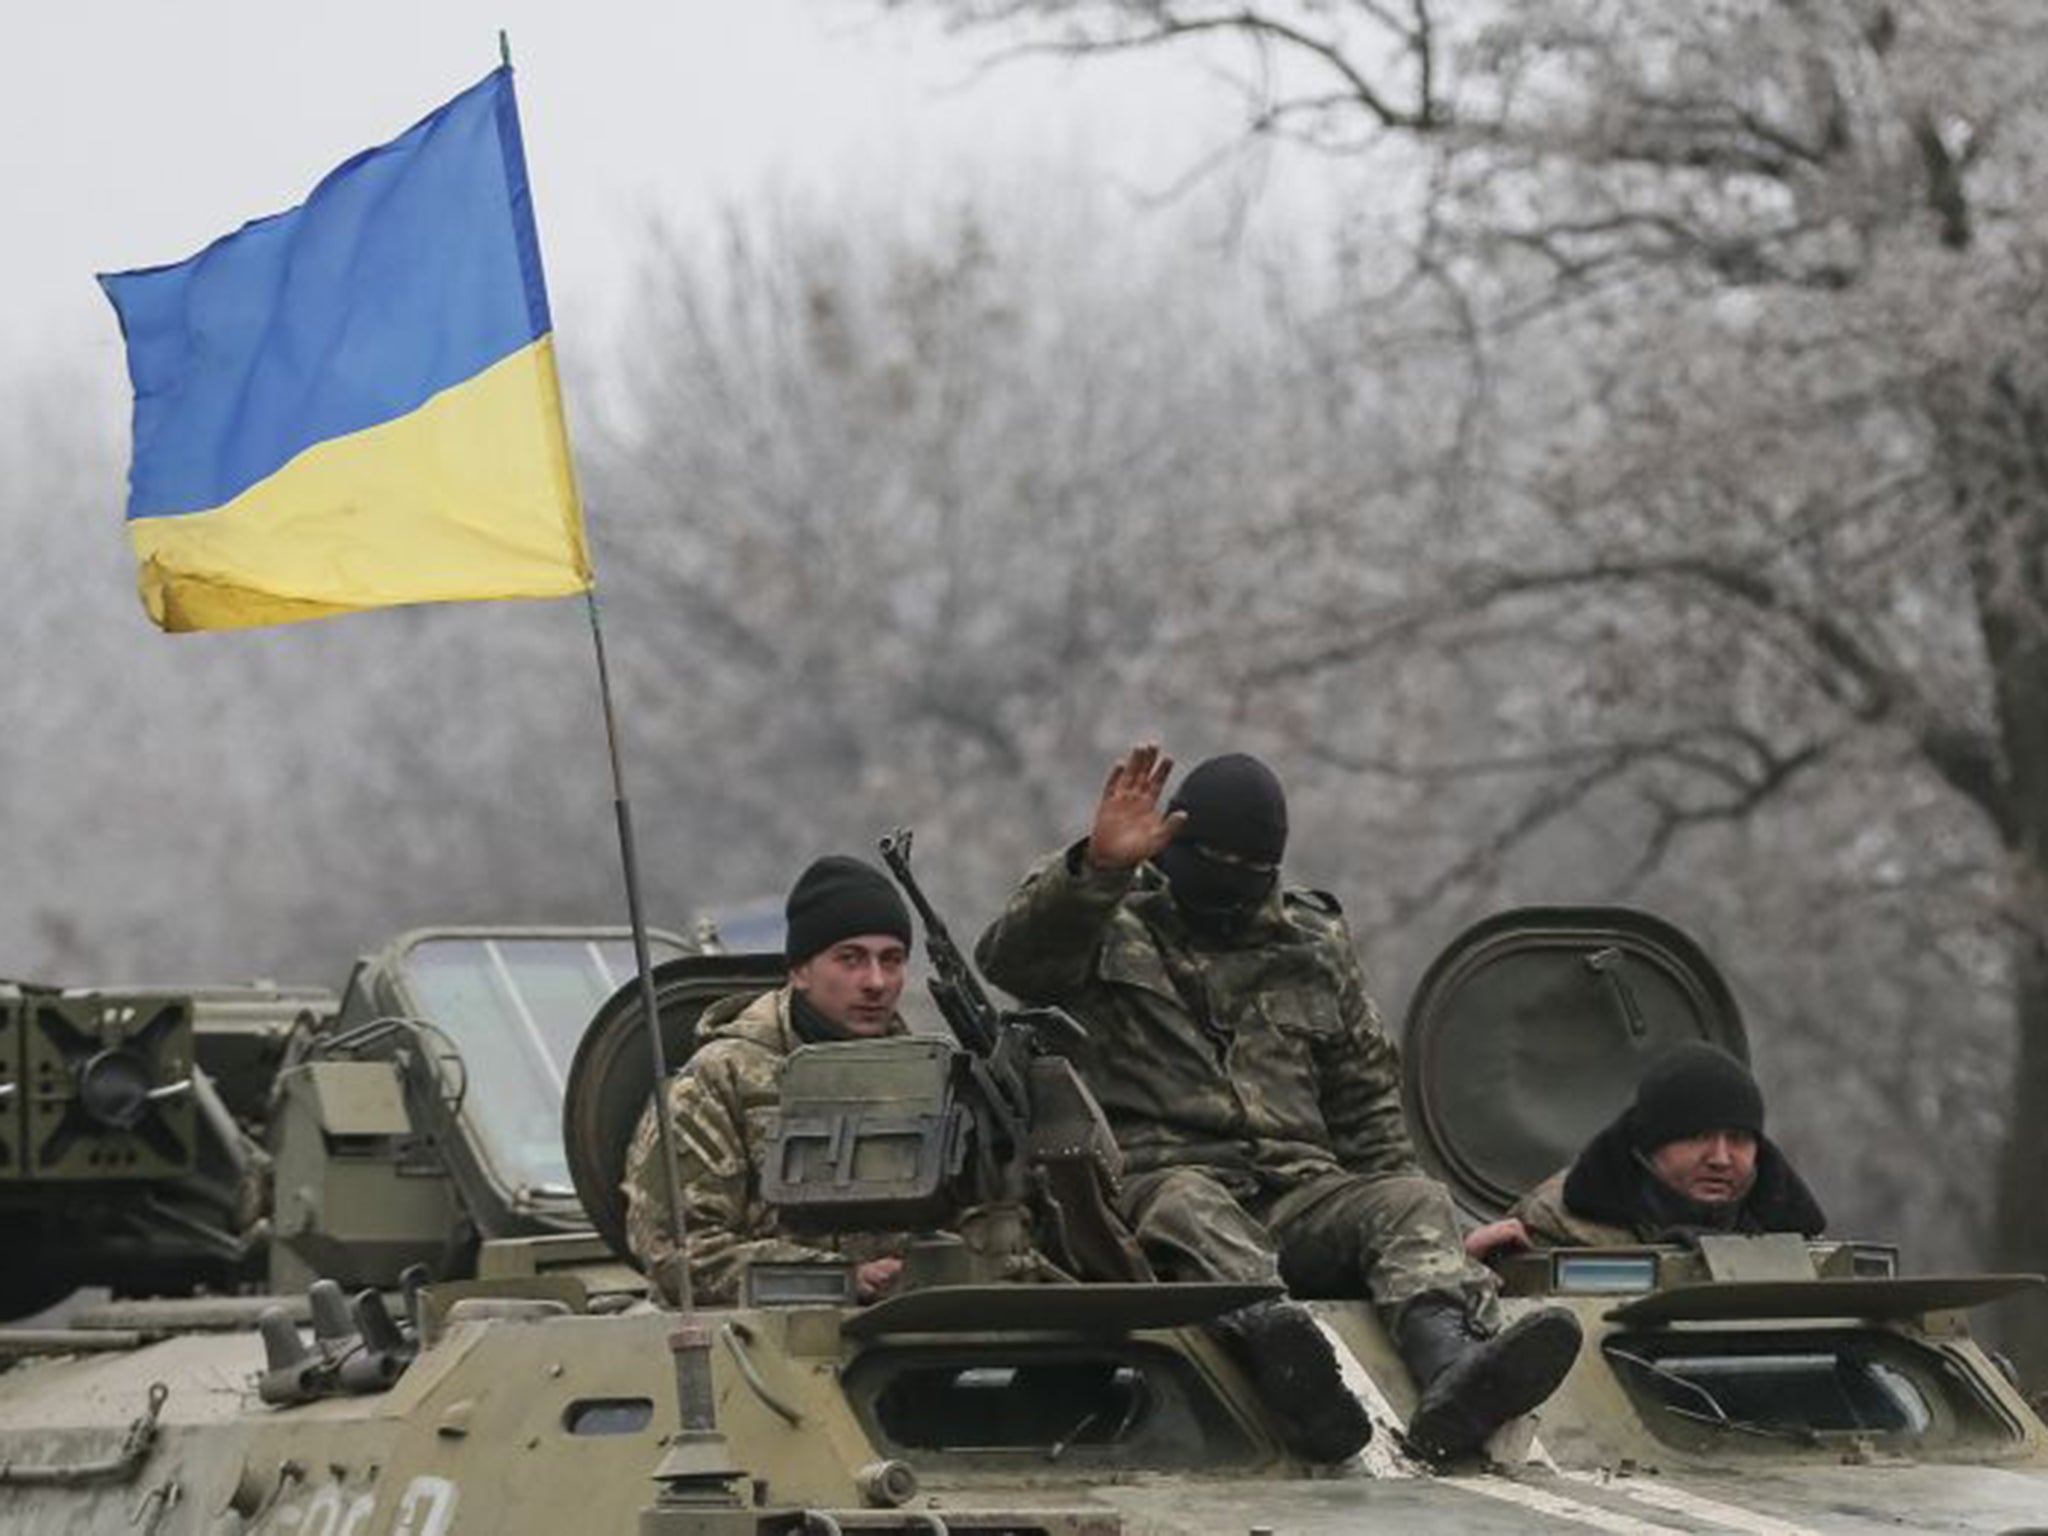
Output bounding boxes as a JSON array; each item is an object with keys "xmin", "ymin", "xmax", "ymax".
[
  {"xmin": 1509, "ymin": 1171, "xmax": 1640, "ymax": 1249},
  {"xmin": 1121, "ymin": 1167, "xmax": 1499, "ymax": 1322},
  {"xmin": 977, "ymin": 843, "xmax": 1498, "ymax": 1326},
  {"xmin": 621, "ymin": 986, "xmax": 906, "ymax": 1307}
]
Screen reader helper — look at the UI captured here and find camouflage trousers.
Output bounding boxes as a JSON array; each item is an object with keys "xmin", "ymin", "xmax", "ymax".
[{"xmin": 1121, "ymin": 1166, "xmax": 1500, "ymax": 1329}]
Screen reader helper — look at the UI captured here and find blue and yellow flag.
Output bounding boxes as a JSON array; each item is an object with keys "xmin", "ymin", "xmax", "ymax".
[{"xmin": 99, "ymin": 67, "xmax": 592, "ymax": 632}]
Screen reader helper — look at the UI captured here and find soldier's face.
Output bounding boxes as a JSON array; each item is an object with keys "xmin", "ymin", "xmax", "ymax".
[
  {"xmin": 1648, "ymin": 1129, "xmax": 1758, "ymax": 1206},
  {"xmin": 790, "ymin": 935, "xmax": 908, "ymax": 1037}
]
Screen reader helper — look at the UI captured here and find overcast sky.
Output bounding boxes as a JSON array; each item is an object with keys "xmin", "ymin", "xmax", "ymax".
[{"xmin": 11, "ymin": 2, "xmax": 1230, "ymax": 393}]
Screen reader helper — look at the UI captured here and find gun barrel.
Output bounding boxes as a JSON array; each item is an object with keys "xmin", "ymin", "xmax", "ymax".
[
  {"xmin": 879, "ymin": 828, "xmax": 950, "ymax": 936},
  {"xmin": 879, "ymin": 827, "xmax": 1001, "ymax": 1055}
]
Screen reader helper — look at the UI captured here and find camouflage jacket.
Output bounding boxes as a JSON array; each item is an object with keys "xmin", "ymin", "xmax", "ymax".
[
  {"xmin": 1509, "ymin": 1117, "xmax": 1826, "ymax": 1249},
  {"xmin": 974, "ymin": 842, "xmax": 1420, "ymax": 1188},
  {"xmin": 621, "ymin": 986, "xmax": 906, "ymax": 1307},
  {"xmin": 1508, "ymin": 1172, "xmax": 1640, "ymax": 1249}
]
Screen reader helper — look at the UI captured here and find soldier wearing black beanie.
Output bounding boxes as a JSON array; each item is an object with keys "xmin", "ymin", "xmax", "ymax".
[
  {"xmin": 785, "ymin": 855, "xmax": 913, "ymax": 966},
  {"xmin": 621, "ymin": 853, "xmax": 915, "ymax": 1310},
  {"xmin": 1489, "ymin": 1041, "xmax": 1826, "ymax": 1252},
  {"xmin": 782, "ymin": 855, "xmax": 915, "ymax": 1046},
  {"xmin": 1627, "ymin": 1041, "xmax": 1765, "ymax": 1153}
]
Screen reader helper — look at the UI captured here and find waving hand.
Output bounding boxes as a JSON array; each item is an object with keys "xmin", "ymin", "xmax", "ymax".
[{"xmin": 1086, "ymin": 743, "xmax": 1187, "ymax": 870}]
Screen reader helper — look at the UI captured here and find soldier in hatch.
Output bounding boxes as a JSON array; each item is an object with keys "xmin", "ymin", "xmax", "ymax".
[
  {"xmin": 1464, "ymin": 1040, "xmax": 1827, "ymax": 1258},
  {"xmin": 975, "ymin": 744, "xmax": 1582, "ymax": 1465},
  {"xmin": 623, "ymin": 855, "xmax": 915, "ymax": 1308}
]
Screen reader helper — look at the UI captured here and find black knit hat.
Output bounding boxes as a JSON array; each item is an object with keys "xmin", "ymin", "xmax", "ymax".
[
  {"xmin": 1628, "ymin": 1041, "xmax": 1764, "ymax": 1152},
  {"xmin": 784, "ymin": 855, "xmax": 913, "ymax": 964},
  {"xmin": 1167, "ymin": 753, "xmax": 1288, "ymax": 863}
]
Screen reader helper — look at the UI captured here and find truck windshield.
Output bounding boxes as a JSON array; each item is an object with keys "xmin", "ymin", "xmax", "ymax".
[{"xmin": 400, "ymin": 934, "xmax": 689, "ymax": 1199}]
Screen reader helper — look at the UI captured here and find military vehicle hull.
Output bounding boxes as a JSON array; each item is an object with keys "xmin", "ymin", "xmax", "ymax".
[
  {"xmin": 4, "ymin": 1282, "xmax": 2047, "ymax": 1535},
  {"xmin": 3, "ymin": 911, "xmax": 2045, "ymax": 1534}
]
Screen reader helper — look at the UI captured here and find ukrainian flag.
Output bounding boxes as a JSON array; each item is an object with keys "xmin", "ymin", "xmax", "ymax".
[{"xmin": 99, "ymin": 67, "xmax": 592, "ymax": 632}]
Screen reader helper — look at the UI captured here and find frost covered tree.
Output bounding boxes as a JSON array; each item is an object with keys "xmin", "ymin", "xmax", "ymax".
[{"xmin": 902, "ymin": 0, "xmax": 2048, "ymax": 1369}]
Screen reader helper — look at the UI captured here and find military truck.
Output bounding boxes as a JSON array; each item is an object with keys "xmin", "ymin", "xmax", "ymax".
[{"xmin": 0, "ymin": 903, "xmax": 2043, "ymax": 1534}]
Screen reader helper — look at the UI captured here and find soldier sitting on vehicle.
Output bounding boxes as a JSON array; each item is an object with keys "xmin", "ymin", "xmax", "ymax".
[
  {"xmin": 975, "ymin": 743, "xmax": 1583, "ymax": 1466},
  {"xmin": 1464, "ymin": 1041, "xmax": 1827, "ymax": 1260},
  {"xmin": 622, "ymin": 855, "xmax": 916, "ymax": 1308}
]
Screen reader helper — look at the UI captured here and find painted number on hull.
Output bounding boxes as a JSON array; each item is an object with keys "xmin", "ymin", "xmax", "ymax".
[
  {"xmin": 266, "ymin": 1476, "xmax": 454, "ymax": 1536},
  {"xmin": 274, "ymin": 1483, "xmax": 358, "ymax": 1536},
  {"xmin": 392, "ymin": 1477, "xmax": 458, "ymax": 1536}
]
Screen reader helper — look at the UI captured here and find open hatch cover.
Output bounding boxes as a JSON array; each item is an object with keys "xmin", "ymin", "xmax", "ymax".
[
  {"xmin": 1605, "ymin": 1274, "xmax": 2047, "ymax": 1326},
  {"xmin": 1401, "ymin": 907, "xmax": 1748, "ymax": 1220},
  {"xmin": 561, "ymin": 952, "xmax": 787, "ymax": 1265},
  {"xmin": 843, "ymin": 1281, "xmax": 1280, "ymax": 1339}
]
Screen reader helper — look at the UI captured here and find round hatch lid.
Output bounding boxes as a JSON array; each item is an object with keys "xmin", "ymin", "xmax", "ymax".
[
  {"xmin": 562, "ymin": 953, "xmax": 786, "ymax": 1265},
  {"xmin": 1399, "ymin": 907, "xmax": 1748, "ymax": 1220}
]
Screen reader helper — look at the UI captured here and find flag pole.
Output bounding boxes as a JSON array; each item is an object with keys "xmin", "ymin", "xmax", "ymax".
[
  {"xmin": 587, "ymin": 586, "xmax": 736, "ymax": 1506},
  {"xmin": 499, "ymin": 28, "xmax": 694, "ymax": 1316},
  {"xmin": 496, "ymin": 37, "xmax": 736, "ymax": 1498},
  {"xmin": 583, "ymin": 586, "xmax": 696, "ymax": 1315}
]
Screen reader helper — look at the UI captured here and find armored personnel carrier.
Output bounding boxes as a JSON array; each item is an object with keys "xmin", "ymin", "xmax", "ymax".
[{"xmin": 0, "ymin": 899, "xmax": 2042, "ymax": 1534}]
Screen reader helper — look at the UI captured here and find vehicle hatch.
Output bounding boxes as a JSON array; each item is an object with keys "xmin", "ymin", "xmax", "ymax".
[{"xmin": 1400, "ymin": 906, "xmax": 1748, "ymax": 1219}]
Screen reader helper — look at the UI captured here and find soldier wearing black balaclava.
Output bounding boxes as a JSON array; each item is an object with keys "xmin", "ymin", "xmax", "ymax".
[
  {"xmin": 976, "ymin": 744, "xmax": 1583, "ymax": 1466},
  {"xmin": 1151, "ymin": 752, "xmax": 1289, "ymax": 939}
]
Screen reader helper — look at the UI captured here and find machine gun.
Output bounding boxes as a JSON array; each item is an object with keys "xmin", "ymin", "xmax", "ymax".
[
  {"xmin": 877, "ymin": 828, "xmax": 1001, "ymax": 1057},
  {"xmin": 758, "ymin": 829, "xmax": 1149, "ymax": 1287},
  {"xmin": 877, "ymin": 828, "xmax": 1089, "ymax": 1160}
]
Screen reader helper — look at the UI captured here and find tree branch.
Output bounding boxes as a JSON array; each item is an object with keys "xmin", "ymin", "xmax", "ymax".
[{"xmin": 976, "ymin": 3, "xmax": 1440, "ymax": 130}]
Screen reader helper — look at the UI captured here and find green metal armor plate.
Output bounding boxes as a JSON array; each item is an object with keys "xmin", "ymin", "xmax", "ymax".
[{"xmin": 1401, "ymin": 907, "xmax": 1747, "ymax": 1218}]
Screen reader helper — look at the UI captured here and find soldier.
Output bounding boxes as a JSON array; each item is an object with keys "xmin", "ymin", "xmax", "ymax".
[
  {"xmin": 975, "ymin": 744, "xmax": 1582, "ymax": 1465},
  {"xmin": 623, "ymin": 855, "xmax": 915, "ymax": 1308},
  {"xmin": 1465, "ymin": 1040, "xmax": 1827, "ymax": 1257}
]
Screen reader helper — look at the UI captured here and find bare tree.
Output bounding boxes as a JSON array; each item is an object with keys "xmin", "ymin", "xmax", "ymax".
[
  {"xmin": 903, "ymin": 0, "xmax": 2048, "ymax": 1368},
  {"xmin": 0, "ymin": 365, "xmax": 627, "ymax": 988},
  {"xmin": 583, "ymin": 190, "xmax": 1410, "ymax": 928}
]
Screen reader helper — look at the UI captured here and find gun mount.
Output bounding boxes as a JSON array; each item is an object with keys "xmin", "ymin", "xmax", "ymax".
[
  {"xmin": 758, "ymin": 827, "xmax": 1146, "ymax": 1287},
  {"xmin": 0, "ymin": 979, "xmax": 335, "ymax": 1319}
]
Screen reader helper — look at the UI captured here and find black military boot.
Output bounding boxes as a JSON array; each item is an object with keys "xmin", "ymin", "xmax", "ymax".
[
  {"xmin": 1213, "ymin": 1297, "xmax": 1374, "ymax": 1463},
  {"xmin": 1394, "ymin": 1299, "xmax": 1582, "ymax": 1464}
]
